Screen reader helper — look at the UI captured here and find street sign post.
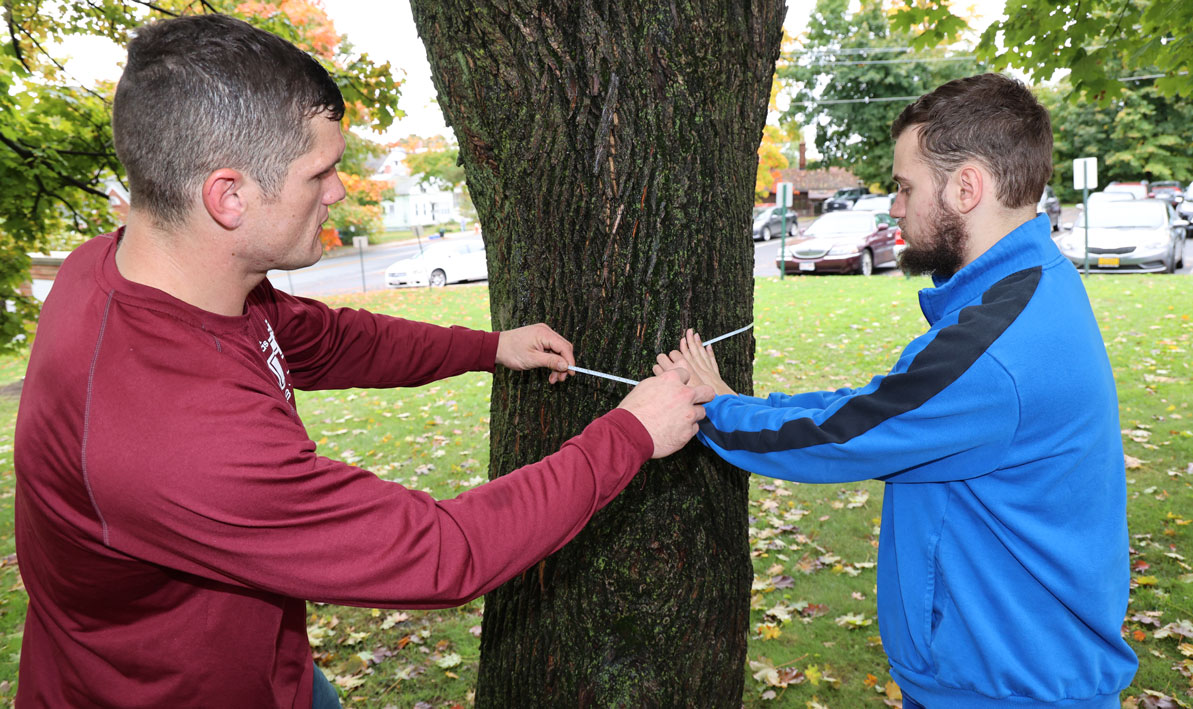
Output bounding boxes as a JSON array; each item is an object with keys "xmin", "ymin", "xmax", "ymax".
[
  {"xmin": 776, "ymin": 181, "xmax": 793, "ymax": 280},
  {"xmin": 1073, "ymin": 157, "xmax": 1097, "ymax": 276},
  {"xmin": 352, "ymin": 236, "xmax": 369, "ymax": 292}
]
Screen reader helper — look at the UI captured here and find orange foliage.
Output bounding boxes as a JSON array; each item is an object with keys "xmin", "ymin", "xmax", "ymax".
[
  {"xmin": 338, "ymin": 172, "xmax": 390, "ymax": 202},
  {"xmin": 235, "ymin": 1, "xmax": 340, "ymax": 58},
  {"xmin": 318, "ymin": 227, "xmax": 341, "ymax": 251}
]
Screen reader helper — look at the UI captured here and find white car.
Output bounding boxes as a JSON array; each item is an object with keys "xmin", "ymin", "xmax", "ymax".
[
  {"xmin": 384, "ymin": 238, "xmax": 488, "ymax": 288},
  {"xmin": 1058, "ymin": 199, "xmax": 1186, "ymax": 273},
  {"xmin": 850, "ymin": 194, "xmax": 895, "ymax": 213},
  {"xmin": 1179, "ymin": 182, "xmax": 1193, "ymax": 221}
]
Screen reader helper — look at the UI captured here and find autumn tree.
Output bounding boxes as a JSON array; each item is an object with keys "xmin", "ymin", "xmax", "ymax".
[
  {"xmin": 0, "ymin": 0, "xmax": 401, "ymax": 348},
  {"xmin": 755, "ymin": 126, "xmax": 790, "ymax": 201},
  {"xmin": 405, "ymin": 145, "xmax": 466, "ymax": 191},
  {"xmin": 409, "ymin": 1, "xmax": 784, "ymax": 704},
  {"xmin": 328, "ymin": 130, "xmax": 394, "ymax": 245}
]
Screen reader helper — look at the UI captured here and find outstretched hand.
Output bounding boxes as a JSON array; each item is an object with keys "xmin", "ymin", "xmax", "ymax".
[
  {"xmin": 653, "ymin": 329, "xmax": 736, "ymax": 397},
  {"xmin": 496, "ymin": 324, "xmax": 575, "ymax": 384},
  {"xmin": 617, "ymin": 368, "xmax": 715, "ymax": 458}
]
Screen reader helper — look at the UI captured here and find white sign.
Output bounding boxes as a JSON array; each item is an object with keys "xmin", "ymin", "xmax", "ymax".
[
  {"xmin": 352, "ymin": 236, "xmax": 369, "ymax": 250},
  {"xmin": 1073, "ymin": 157, "xmax": 1098, "ymax": 191},
  {"xmin": 775, "ymin": 182, "xmax": 794, "ymax": 208}
]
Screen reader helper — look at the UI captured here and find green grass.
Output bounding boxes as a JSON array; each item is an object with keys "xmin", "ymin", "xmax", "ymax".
[{"xmin": 0, "ymin": 275, "xmax": 1189, "ymax": 708}]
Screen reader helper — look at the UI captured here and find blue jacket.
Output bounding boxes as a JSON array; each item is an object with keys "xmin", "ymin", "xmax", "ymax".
[{"xmin": 699, "ymin": 214, "xmax": 1137, "ymax": 707}]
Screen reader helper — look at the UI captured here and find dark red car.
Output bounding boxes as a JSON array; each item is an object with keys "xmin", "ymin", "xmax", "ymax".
[
  {"xmin": 1149, "ymin": 181, "xmax": 1185, "ymax": 208},
  {"xmin": 776, "ymin": 211, "xmax": 900, "ymax": 276}
]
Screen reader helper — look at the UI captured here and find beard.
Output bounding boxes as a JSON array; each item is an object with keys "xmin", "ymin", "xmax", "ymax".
[{"xmin": 898, "ymin": 198, "xmax": 970, "ymax": 278}]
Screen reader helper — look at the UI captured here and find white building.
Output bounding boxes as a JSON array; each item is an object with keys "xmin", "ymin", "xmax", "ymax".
[{"xmin": 371, "ymin": 148, "xmax": 460, "ymax": 231}]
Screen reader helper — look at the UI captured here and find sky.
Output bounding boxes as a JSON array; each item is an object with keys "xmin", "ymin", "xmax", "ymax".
[{"xmin": 55, "ymin": 0, "xmax": 1006, "ymax": 144}]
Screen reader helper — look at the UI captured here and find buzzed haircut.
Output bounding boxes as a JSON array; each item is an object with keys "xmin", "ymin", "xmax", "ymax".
[
  {"xmin": 891, "ymin": 73, "xmax": 1052, "ymax": 209},
  {"xmin": 112, "ymin": 14, "xmax": 345, "ymax": 226}
]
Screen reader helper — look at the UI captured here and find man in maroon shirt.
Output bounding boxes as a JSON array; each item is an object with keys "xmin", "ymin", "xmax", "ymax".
[{"xmin": 13, "ymin": 14, "xmax": 712, "ymax": 708}]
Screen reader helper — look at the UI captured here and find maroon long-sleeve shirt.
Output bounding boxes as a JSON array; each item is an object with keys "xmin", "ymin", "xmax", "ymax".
[{"xmin": 14, "ymin": 232, "xmax": 652, "ymax": 707}]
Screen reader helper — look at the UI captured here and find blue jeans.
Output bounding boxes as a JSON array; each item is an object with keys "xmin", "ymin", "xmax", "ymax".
[
  {"xmin": 903, "ymin": 695, "xmax": 926, "ymax": 709},
  {"xmin": 312, "ymin": 663, "xmax": 341, "ymax": 709}
]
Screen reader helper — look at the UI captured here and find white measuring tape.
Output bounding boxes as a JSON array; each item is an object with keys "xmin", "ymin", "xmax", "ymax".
[{"xmin": 566, "ymin": 322, "xmax": 754, "ymax": 386}]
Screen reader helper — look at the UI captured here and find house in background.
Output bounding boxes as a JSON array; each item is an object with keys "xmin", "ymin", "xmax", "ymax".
[
  {"xmin": 104, "ymin": 179, "xmax": 131, "ymax": 222},
  {"xmin": 370, "ymin": 148, "xmax": 460, "ymax": 231},
  {"xmin": 762, "ymin": 143, "xmax": 866, "ymax": 215}
]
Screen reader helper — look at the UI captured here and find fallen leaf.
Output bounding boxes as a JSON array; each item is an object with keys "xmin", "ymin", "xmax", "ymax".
[
  {"xmin": 435, "ymin": 652, "xmax": 462, "ymax": 669},
  {"xmin": 801, "ymin": 603, "xmax": 830, "ymax": 618},
  {"xmin": 834, "ymin": 612, "xmax": 873, "ymax": 629},
  {"xmin": 1156, "ymin": 620, "xmax": 1193, "ymax": 640}
]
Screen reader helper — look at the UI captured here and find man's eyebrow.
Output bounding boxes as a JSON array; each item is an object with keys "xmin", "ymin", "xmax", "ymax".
[
  {"xmin": 892, "ymin": 174, "xmax": 907, "ymax": 185},
  {"xmin": 317, "ymin": 157, "xmax": 341, "ymax": 175}
]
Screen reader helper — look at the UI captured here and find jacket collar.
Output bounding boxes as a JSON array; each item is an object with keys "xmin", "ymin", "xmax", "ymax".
[{"xmin": 918, "ymin": 213, "xmax": 1059, "ymax": 325}]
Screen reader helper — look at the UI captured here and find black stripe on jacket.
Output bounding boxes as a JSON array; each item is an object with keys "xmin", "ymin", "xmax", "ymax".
[{"xmin": 700, "ymin": 267, "xmax": 1042, "ymax": 453}]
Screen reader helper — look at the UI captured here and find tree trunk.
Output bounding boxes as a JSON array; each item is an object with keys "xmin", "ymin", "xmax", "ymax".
[{"xmin": 409, "ymin": 2, "xmax": 783, "ymax": 704}]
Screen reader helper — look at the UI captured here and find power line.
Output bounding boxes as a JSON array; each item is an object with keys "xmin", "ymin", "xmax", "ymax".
[
  {"xmin": 786, "ymin": 71, "xmax": 1190, "ymax": 107},
  {"xmin": 805, "ymin": 46, "xmax": 916, "ymax": 55},
  {"xmin": 802, "ymin": 55, "xmax": 978, "ymax": 66},
  {"xmin": 1119, "ymin": 72, "xmax": 1190, "ymax": 82},
  {"xmin": 789, "ymin": 95, "xmax": 921, "ymax": 106}
]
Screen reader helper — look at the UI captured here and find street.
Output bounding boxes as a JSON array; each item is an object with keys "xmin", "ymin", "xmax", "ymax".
[
  {"xmin": 267, "ymin": 236, "xmax": 446, "ymax": 297},
  {"xmin": 272, "ymin": 209, "xmax": 1191, "ymax": 297}
]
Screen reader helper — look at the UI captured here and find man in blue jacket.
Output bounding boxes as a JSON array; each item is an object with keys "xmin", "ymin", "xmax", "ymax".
[{"xmin": 658, "ymin": 73, "xmax": 1137, "ymax": 707}]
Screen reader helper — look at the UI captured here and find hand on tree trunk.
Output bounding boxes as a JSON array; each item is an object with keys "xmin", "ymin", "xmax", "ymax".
[
  {"xmin": 653, "ymin": 329, "xmax": 737, "ymax": 397},
  {"xmin": 495, "ymin": 323, "xmax": 576, "ymax": 384},
  {"xmin": 617, "ymin": 369, "xmax": 714, "ymax": 458}
]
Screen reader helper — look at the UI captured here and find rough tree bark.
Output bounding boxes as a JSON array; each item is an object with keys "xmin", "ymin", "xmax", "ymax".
[{"xmin": 409, "ymin": 2, "xmax": 784, "ymax": 705}]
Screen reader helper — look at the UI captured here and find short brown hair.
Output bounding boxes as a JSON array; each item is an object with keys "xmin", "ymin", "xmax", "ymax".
[
  {"xmin": 891, "ymin": 73, "xmax": 1052, "ymax": 209},
  {"xmin": 112, "ymin": 14, "xmax": 345, "ymax": 226}
]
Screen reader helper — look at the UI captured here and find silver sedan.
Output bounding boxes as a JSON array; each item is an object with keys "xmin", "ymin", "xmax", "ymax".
[{"xmin": 1058, "ymin": 199, "xmax": 1187, "ymax": 273}]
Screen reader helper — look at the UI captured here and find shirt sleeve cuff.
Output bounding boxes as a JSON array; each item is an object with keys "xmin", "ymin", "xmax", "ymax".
[
  {"xmin": 474, "ymin": 330, "xmax": 501, "ymax": 373},
  {"xmin": 602, "ymin": 407, "xmax": 655, "ymax": 464}
]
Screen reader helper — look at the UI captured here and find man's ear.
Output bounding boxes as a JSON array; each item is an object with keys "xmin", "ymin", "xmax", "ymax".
[
  {"xmin": 201, "ymin": 169, "xmax": 249, "ymax": 230},
  {"xmin": 954, "ymin": 163, "xmax": 985, "ymax": 215}
]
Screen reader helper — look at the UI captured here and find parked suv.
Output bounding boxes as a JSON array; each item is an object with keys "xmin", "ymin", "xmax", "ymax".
[
  {"xmin": 1104, "ymin": 181, "xmax": 1149, "ymax": 200},
  {"xmin": 1149, "ymin": 181, "xmax": 1184, "ymax": 207},
  {"xmin": 823, "ymin": 187, "xmax": 871, "ymax": 212}
]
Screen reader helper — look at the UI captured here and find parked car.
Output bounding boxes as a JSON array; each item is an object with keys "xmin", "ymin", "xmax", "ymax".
[
  {"xmin": 1103, "ymin": 181, "xmax": 1149, "ymax": 200},
  {"xmin": 851, "ymin": 194, "xmax": 895, "ymax": 214},
  {"xmin": 1148, "ymin": 180, "xmax": 1184, "ymax": 207},
  {"xmin": 1037, "ymin": 185, "xmax": 1061, "ymax": 231},
  {"xmin": 752, "ymin": 205, "xmax": 798, "ymax": 241},
  {"xmin": 776, "ymin": 211, "xmax": 900, "ymax": 276},
  {"xmin": 823, "ymin": 187, "xmax": 871, "ymax": 212},
  {"xmin": 893, "ymin": 231, "xmax": 906, "ymax": 262},
  {"xmin": 1180, "ymin": 182, "xmax": 1193, "ymax": 221},
  {"xmin": 1057, "ymin": 199, "xmax": 1186, "ymax": 273},
  {"xmin": 384, "ymin": 238, "xmax": 488, "ymax": 287},
  {"xmin": 1088, "ymin": 190, "xmax": 1136, "ymax": 204}
]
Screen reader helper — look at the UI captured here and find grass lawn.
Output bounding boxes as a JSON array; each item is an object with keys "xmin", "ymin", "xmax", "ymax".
[{"xmin": 0, "ymin": 274, "xmax": 1188, "ymax": 708}]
